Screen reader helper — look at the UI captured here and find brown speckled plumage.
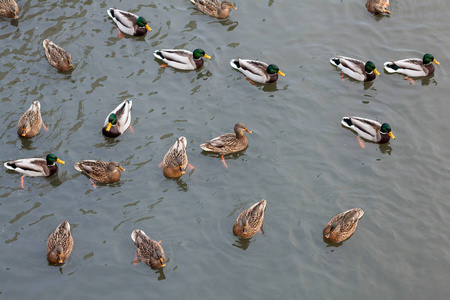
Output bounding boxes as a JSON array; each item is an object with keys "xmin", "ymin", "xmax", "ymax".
[
  {"xmin": 200, "ymin": 123, "xmax": 252, "ymax": 155},
  {"xmin": 46, "ymin": 220, "xmax": 74, "ymax": 265},
  {"xmin": 131, "ymin": 229, "xmax": 166, "ymax": 269},
  {"xmin": 74, "ymin": 160, "xmax": 125, "ymax": 183},
  {"xmin": 233, "ymin": 199, "xmax": 266, "ymax": 239},
  {"xmin": 17, "ymin": 101, "xmax": 43, "ymax": 138},
  {"xmin": 190, "ymin": 0, "xmax": 236, "ymax": 18},
  {"xmin": 323, "ymin": 208, "xmax": 364, "ymax": 243},
  {"xmin": 43, "ymin": 39, "xmax": 73, "ymax": 72},
  {"xmin": 0, "ymin": 0, "xmax": 18, "ymax": 19},
  {"xmin": 162, "ymin": 137, "xmax": 188, "ymax": 178}
]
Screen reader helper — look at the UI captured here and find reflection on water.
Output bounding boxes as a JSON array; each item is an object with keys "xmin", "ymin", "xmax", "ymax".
[{"xmin": 232, "ymin": 237, "xmax": 251, "ymax": 250}]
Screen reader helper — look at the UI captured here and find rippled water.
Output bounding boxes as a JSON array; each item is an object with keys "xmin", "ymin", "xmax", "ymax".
[{"xmin": 1, "ymin": 0, "xmax": 450, "ymax": 298}]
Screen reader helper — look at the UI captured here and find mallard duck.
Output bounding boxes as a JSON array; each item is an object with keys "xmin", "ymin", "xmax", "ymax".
[
  {"xmin": 384, "ymin": 53, "xmax": 440, "ymax": 80},
  {"xmin": 102, "ymin": 99, "xmax": 132, "ymax": 138},
  {"xmin": 153, "ymin": 49, "xmax": 211, "ymax": 70},
  {"xmin": 190, "ymin": 0, "xmax": 237, "ymax": 18},
  {"xmin": 46, "ymin": 220, "xmax": 74, "ymax": 265},
  {"xmin": 131, "ymin": 229, "xmax": 166, "ymax": 269},
  {"xmin": 200, "ymin": 123, "xmax": 252, "ymax": 167},
  {"xmin": 230, "ymin": 58, "xmax": 285, "ymax": 84},
  {"xmin": 0, "ymin": 0, "xmax": 18, "ymax": 19},
  {"xmin": 162, "ymin": 136, "xmax": 189, "ymax": 178},
  {"xmin": 233, "ymin": 199, "xmax": 267, "ymax": 239},
  {"xmin": 330, "ymin": 56, "xmax": 380, "ymax": 82},
  {"xmin": 341, "ymin": 116, "xmax": 395, "ymax": 147},
  {"xmin": 323, "ymin": 208, "xmax": 364, "ymax": 243},
  {"xmin": 367, "ymin": 0, "xmax": 390, "ymax": 14},
  {"xmin": 74, "ymin": 160, "xmax": 125, "ymax": 186},
  {"xmin": 17, "ymin": 100, "xmax": 43, "ymax": 138},
  {"xmin": 4, "ymin": 154, "xmax": 65, "ymax": 188},
  {"xmin": 107, "ymin": 8, "xmax": 151, "ymax": 37},
  {"xmin": 43, "ymin": 39, "xmax": 73, "ymax": 72}
]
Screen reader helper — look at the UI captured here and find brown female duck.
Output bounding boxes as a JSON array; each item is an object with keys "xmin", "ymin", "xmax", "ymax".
[
  {"xmin": 366, "ymin": 0, "xmax": 390, "ymax": 14},
  {"xmin": 323, "ymin": 208, "xmax": 364, "ymax": 243},
  {"xmin": 200, "ymin": 123, "xmax": 252, "ymax": 167},
  {"xmin": 17, "ymin": 100, "xmax": 44, "ymax": 138},
  {"xmin": 43, "ymin": 39, "xmax": 73, "ymax": 72},
  {"xmin": 233, "ymin": 199, "xmax": 267, "ymax": 239},
  {"xmin": 162, "ymin": 136, "xmax": 189, "ymax": 178},
  {"xmin": 74, "ymin": 160, "xmax": 125, "ymax": 187},
  {"xmin": 131, "ymin": 229, "xmax": 166, "ymax": 269},
  {"xmin": 46, "ymin": 220, "xmax": 74, "ymax": 265},
  {"xmin": 190, "ymin": 0, "xmax": 237, "ymax": 18},
  {"xmin": 0, "ymin": 0, "xmax": 18, "ymax": 19}
]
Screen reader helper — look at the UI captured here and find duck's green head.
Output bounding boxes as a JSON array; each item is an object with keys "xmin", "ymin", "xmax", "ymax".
[
  {"xmin": 267, "ymin": 64, "xmax": 286, "ymax": 76},
  {"xmin": 423, "ymin": 53, "xmax": 440, "ymax": 65},
  {"xmin": 106, "ymin": 113, "xmax": 117, "ymax": 131},
  {"xmin": 46, "ymin": 154, "xmax": 65, "ymax": 165},
  {"xmin": 193, "ymin": 49, "xmax": 211, "ymax": 60},
  {"xmin": 380, "ymin": 123, "xmax": 395, "ymax": 139},
  {"xmin": 365, "ymin": 61, "xmax": 380, "ymax": 76},
  {"xmin": 136, "ymin": 16, "xmax": 152, "ymax": 32}
]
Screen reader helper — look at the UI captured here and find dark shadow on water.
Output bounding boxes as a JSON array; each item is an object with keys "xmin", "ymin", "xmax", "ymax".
[
  {"xmin": 200, "ymin": 149, "xmax": 247, "ymax": 161},
  {"xmin": 208, "ymin": 18, "xmax": 238, "ymax": 31},
  {"xmin": 232, "ymin": 237, "xmax": 251, "ymax": 250},
  {"xmin": 378, "ymin": 143, "xmax": 392, "ymax": 155},
  {"xmin": 363, "ymin": 81, "xmax": 374, "ymax": 90},
  {"xmin": 175, "ymin": 178, "xmax": 188, "ymax": 192},
  {"xmin": 19, "ymin": 137, "xmax": 38, "ymax": 150},
  {"xmin": 156, "ymin": 268, "xmax": 166, "ymax": 281}
]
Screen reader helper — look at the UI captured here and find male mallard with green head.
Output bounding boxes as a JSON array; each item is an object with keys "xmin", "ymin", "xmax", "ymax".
[
  {"xmin": 384, "ymin": 53, "xmax": 440, "ymax": 83},
  {"xmin": 4, "ymin": 154, "xmax": 65, "ymax": 188},
  {"xmin": 330, "ymin": 56, "xmax": 380, "ymax": 82},
  {"xmin": 107, "ymin": 8, "xmax": 152, "ymax": 37},
  {"xmin": 341, "ymin": 116, "xmax": 395, "ymax": 148},
  {"xmin": 230, "ymin": 58, "xmax": 285, "ymax": 85},
  {"xmin": 153, "ymin": 48, "xmax": 211, "ymax": 70},
  {"xmin": 102, "ymin": 99, "xmax": 132, "ymax": 138}
]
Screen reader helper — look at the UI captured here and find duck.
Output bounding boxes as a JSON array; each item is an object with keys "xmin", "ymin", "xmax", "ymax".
[
  {"xmin": 43, "ymin": 39, "xmax": 73, "ymax": 72},
  {"xmin": 230, "ymin": 58, "xmax": 285, "ymax": 84},
  {"xmin": 0, "ymin": 0, "xmax": 18, "ymax": 19},
  {"xmin": 330, "ymin": 56, "xmax": 380, "ymax": 82},
  {"xmin": 341, "ymin": 116, "xmax": 395, "ymax": 148},
  {"xmin": 102, "ymin": 99, "xmax": 132, "ymax": 138},
  {"xmin": 107, "ymin": 8, "xmax": 152, "ymax": 37},
  {"xmin": 161, "ymin": 137, "xmax": 189, "ymax": 178},
  {"xmin": 200, "ymin": 123, "xmax": 252, "ymax": 167},
  {"xmin": 74, "ymin": 160, "xmax": 125, "ymax": 186},
  {"xmin": 190, "ymin": 0, "xmax": 237, "ymax": 18},
  {"xmin": 46, "ymin": 220, "xmax": 74, "ymax": 265},
  {"xmin": 153, "ymin": 49, "xmax": 211, "ymax": 70},
  {"xmin": 366, "ymin": 0, "xmax": 390, "ymax": 14},
  {"xmin": 4, "ymin": 154, "xmax": 65, "ymax": 188},
  {"xmin": 233, "ymin": 199, "xmax": 267, "ymax": 239},
  {"xmin": 323, "ymin": 208, "xmax": 364, "ymax": 243},
  {"xmin": 131, "ymin": 229, "xmax": 166, "ymax": 269},
  {"xmin": 383, "ymin": 53, "xmax": 440, "ymax": 81},
  {"xmin": 17, "ymin": 100, "xmax": 43, "ymax": 138}
]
